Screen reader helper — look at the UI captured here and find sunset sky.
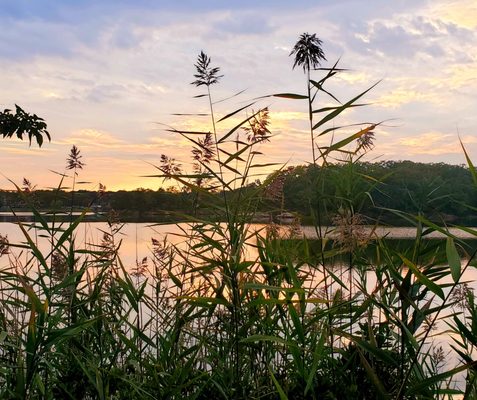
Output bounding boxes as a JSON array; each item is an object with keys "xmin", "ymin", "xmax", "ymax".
[{"xmin": 1, "ymin": 0, "xmax": 476, "ymax": 191}]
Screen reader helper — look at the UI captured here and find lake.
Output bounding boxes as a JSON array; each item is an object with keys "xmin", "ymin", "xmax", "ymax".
[
  {"xmin": 1, "ymin": 221, "xmax": 477, "ymax": 272},
  {"xmin": 1, "ymin": 220, "xmax": 476, "ymax": 395}
]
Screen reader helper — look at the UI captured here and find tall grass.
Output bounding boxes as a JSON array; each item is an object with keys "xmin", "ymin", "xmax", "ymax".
[{"xmin": 1, "ymin": 34, "xmax": 477, "ymax": 399}]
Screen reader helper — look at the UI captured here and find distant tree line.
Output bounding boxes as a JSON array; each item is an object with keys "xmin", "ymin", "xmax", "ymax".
[
  {"xmin": 0, "ymin": 187, "xmax": 195, "ymax": 222},
  {"xmin": 283, "ymin": 161, "xmax": 477, "ymax": 226},
  {"xmin": 1, "ymin": 161, "xmax": 476, "ymax": 225}
]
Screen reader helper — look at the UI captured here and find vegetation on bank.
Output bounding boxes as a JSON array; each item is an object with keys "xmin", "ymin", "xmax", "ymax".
[
  {"xmin": 2, "ymin": 161, "xmax": 476, "ymax": 225},
  {"xmin": 1, "ymin": 33, "xmax": 477, "ymax": 400}
]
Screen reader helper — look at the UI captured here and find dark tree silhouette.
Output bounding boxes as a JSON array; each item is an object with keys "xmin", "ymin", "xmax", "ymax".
[{"xmin": 0, "ymin": 104, "xmax": 50, "ymax": 147}]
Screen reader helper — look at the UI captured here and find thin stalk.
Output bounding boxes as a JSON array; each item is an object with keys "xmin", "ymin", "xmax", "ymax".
[
  {"xmin": 349, "ymin": 251, "xmax": 353, "ymax": 336},
  {"xmin": 306, "ymin": 66, "xmax": 316, "ymax": 165},
  {"xmin": 70, "ymin": 168, "xmax": 76, "ymax": 223},
  {"xmin": 206, "ymin": 86, "xmax": 231, "ymax": 225},
  {"xmin": 206, "ymin": 83, "xmax": 242, "ymax": 389}
]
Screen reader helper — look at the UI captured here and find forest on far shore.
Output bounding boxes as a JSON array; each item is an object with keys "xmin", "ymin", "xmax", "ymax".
[{"xmin": 1, "ymin": 160, "xmax": 476, "ymax": 226}]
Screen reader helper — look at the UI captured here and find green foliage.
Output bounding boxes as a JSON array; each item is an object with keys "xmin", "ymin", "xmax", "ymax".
[
  {"xmin": 1, "ymin": 36, "xmax": 476, "ymax": 400},
  {"xmin": 0, "ymin": 104, "xmax": 50, "ymax": 147},
  {"xmin": 282, "ymin": 161, "xmax": 477, "ymax": 226},
  {"xmin": 3, "ymin": 161, "xmax": 477, "ymax": 225}
]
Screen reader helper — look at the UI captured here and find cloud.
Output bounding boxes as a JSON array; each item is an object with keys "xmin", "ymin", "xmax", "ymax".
[
  {"xmin": 443, "ymin": 63, "xmax": 477, "ymax": 92},
  {"xmin": 336, "ymin": 71, "xmax": 372, "ymax": 85},
  {"xmin": 0, "ymin": 142, "xmax": 54, "ymax": 156},
  {"xmin": 375, "ymin": 88, "xmax": 442, "ymax": 108},
  {"xmin": 0, "ymin": 3, "xmax": 154, "ymax": 60},
  {"xmin": 108, "ymin": 23, "xmax": 147, "ymax": 50},
  {"xmin": 0, "ymin": 19, "xmax": 77, "ymax": 59},
  {"xmin": 376, "ymin": 131, "xmax": 468, "ymax": 158},
  {"xmin": 83, "ymin": 84, "xmax": 155, "ymax": 103},
  {"xmin": 1, "ymin": 0, "xmax": 476, "ymax": 190},
  {"xmin": 211, "ymin": 13, "xmax": 274, "ymax": 36},
  {"xmin": 399, "ymin": 132, "xmax": 451, "ymax": 148},
  {"xmin": 61, "ymin": 129, "xmax": 126, "ymax": 148},
  {"xmin": 431, "ymin": 0, "xmax": 477, "ymax": 29},
  {"xmin": 460, "ymin": 135, "xmax": 477, "ymax": 145},
  {"xmin": 349, "ymin": 19, "xmax": 447, "ymax": 60},
  {"xmin": 338, "ymin": 9, "xmax": 476, "ymax": 76}
]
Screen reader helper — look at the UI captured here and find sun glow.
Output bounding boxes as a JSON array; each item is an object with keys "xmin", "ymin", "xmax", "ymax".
[{"xmin": 432, "ymin": 0, "xmax": 477, "ymax": 29}]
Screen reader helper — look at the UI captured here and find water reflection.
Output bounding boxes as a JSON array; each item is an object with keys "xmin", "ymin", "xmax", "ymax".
[
  {"xmin": 2, "ymin": 222, "xmax": 476, "ymax": 265},
  {"xmin": 1, "ymin": 221, "xmax": 476, "ymax": 393}
]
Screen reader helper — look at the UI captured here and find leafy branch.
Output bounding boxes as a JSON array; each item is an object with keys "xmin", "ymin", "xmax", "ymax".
[{"xmin": 0, "ymin": 104, "xmax": 50, "ymax": 147}]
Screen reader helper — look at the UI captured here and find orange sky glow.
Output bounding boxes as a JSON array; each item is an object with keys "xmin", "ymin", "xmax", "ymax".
[{"xmin": 0, "ymin": 0, "xmax": 476, "ymax": 191}]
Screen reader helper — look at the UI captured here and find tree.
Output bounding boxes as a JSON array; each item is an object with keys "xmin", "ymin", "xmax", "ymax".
[{"xmin": 0, "ymin": 104, "xmax": 50, "ymax": 147}]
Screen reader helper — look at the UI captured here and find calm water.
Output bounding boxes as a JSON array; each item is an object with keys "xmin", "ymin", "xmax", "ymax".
[
  {"xmin": 0, "ymin": 221, "xmax": 182, "ymax": 268},
  {"xmin": 1, "ymin": 221, "xmax": 477, "ymax": 270}
]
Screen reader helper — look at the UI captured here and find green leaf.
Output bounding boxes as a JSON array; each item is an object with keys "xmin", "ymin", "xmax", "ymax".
[
  {"xmin": 414, "ymin": 215, "xmax": 458, "ymax": 239},
  {"xmin": 312, "ymin": 81, "xmax": 380, "ymax": 130},
  {"xmin": 309, "ymin": 60, "xmax": 342, "ymax": 88},
  {"xmin": 406, "ymin": 361, "xmax": 477, "ymax": 396},
  {"xmin": 217, "ymin": 102, "xmax": 255, "ymax": 123},
  {"xmin": 223, "ymin": 141, "xmax": 254, "ymax": 165},
  {"xmin": 272, "ymin": 93, "xmax": 308, "ymax": 99},
  {"xmin": 269, "ymin": 368, "xmax": 289, "ymax": 400},
  {"xmin": 168, "ymin": 269, "xmax": 183, "ymax": 288},
  {"xmin": 288, "ymin": 299, "xmax": 305, "ymax": 343},
  {"xmin": 399, "ymin": 255, "xmax": 445, "ymax": 299},
  {"xmin": 243, "ymin": 282, "xmax": 305, "ymax": 295},
  {"xmin": 178, "ymin": 296, "xmax": 230, "ymax": 307},
  {"xmin": 357, "ymin": 348, "xmax": 390, "ymax": 399},
  {"xmin": 165, "ymin": 128, "xmax": 210, "ymax": 135},
  {"xmin": 305, "ymin": 330, "xmax": 326, "ymax": 394},
  {"xmin": 249, "ymin": 162, "xmax": 281, "ymax": 168},
  {"xmin": 446, "ymin": 237, "xmax": 461, "ymax": 282},
  {"xmin": 322, "ymin": 124, "xmax": 376, "ymax": 156},
  {"xmin": 460, "ymin": 138, "xmax": 477, "ymax": 186},
  {"xmin": 217, "ymin": 108, "xmax": 263, "ymax": 143},
  {"xmin": 241, "ymin": 334, "xmax": 296, "ymax": 348},
  {"xmin": 353, "ymin": 338, "xmax": 399, "ymax": 366},
  {"xmin": 213, "ymin": 88, "xmax": 247, "ymax": 104},
  {"xmin": 45, "ymin": 319, "xmax": 97, "ymax": 347},
  {"xmin": 312, "ymin": 104, "xmax": 367, "ymax": 114},
  {"xmin": 34, "ymin": 373, "xmax": 46, "ymax": 396},
  {"xmin": 55, "ymin": 210, "xmax": 87, "ymax": 247}
]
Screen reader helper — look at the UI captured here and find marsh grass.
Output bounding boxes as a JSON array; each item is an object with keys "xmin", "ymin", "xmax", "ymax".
[{"xmin": 1, "ymin": 35, "xmax": 477, "ymax": 400}]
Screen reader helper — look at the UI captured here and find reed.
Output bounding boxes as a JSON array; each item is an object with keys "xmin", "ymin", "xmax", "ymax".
[{"xmin": 0, "ymin": 34, "xmax": 476, "ymax": 399}]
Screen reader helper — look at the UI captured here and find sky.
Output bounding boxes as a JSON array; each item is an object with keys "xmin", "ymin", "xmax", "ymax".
[{"xmin": 0, "ymin": 0, "xmax": 476, "ymax": 191}]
